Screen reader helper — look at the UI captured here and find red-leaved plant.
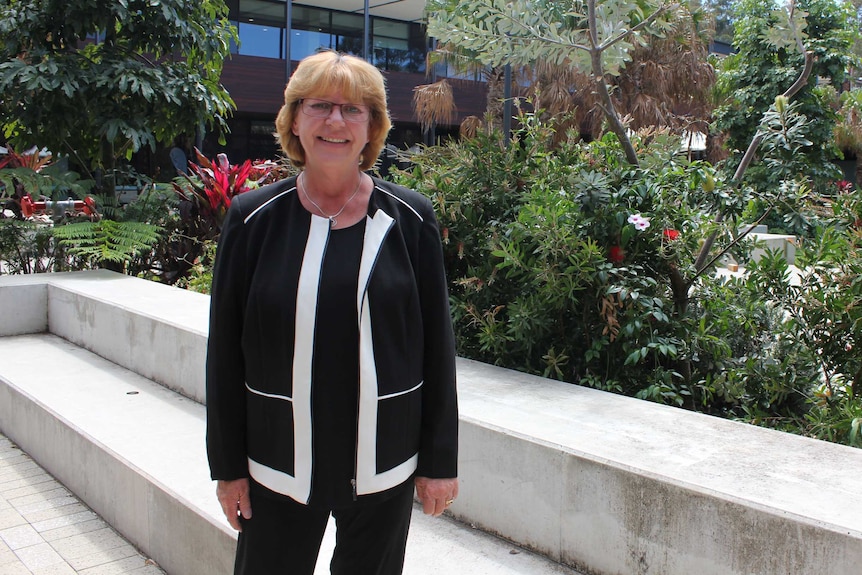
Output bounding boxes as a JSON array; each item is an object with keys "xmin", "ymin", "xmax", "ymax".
[{"xmin": 173, "ymin": 148, "xmax": 274, "ymax": 230}]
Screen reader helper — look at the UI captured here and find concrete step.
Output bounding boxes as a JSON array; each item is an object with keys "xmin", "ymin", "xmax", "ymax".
[{"xmin": 0, "ymin": 333, "xmax": 581, "ymax": 575}]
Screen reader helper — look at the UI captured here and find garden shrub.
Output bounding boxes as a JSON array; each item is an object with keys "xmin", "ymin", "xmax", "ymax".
[{"xmin": 395, "ymin": 113, "xmax": 862, "ymax": 447}]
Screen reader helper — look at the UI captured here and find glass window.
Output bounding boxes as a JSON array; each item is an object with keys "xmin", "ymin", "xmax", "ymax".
[
  {"xmin": 227, "ymin": 1, "xmax": 430, "ymax": 71},
  {"xmin": 290, "ymin": 29, "xmax": 332, "ymax": 61},
  {"xmin": 372, "ymin": 19, "xmax": 424, "ymax": 73},
  {"xmin": 332, "ymin": 12, "xmax": 363, "ymax": 56},
  {"xmin": 290, "ymin": 5, "xmax": 334, "ymax": 59},
  {"xmin": 239, "ymin": 0, "xmax": 284, "ymax": 22},
  {"xmin": 237, "ymin": 0, "xmax": 286, "ymax": 59},
  {"xmin": 293, "ymin": 5, "xmax": 329, "ymax": 31},
  {"xmin": 238, "ymin": 22, "xmax": 282, "ymax": 58},
  {"xmin": 331, "ymin": 12, "xmax": 363, "ymax": 36},
  {"xmin": 373, "ymin": 20, "xmax": 408, "ymax": 40}
]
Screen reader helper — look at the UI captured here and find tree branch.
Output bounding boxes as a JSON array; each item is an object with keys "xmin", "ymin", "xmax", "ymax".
[
  {"xmin": 597, "ymin": 3, "xmax": 679, "ymax": 51},
  {"xmin": 589, "ymin": 0, "xmax": 639, "ymax": 166},
  {"xmin": 693, "ymin": 50, "xmax": 814, "ymax": 274}
]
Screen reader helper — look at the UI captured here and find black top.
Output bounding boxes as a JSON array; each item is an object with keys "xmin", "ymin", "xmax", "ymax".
[{"xmin": 310, "ymin": 219, "xmax": 364, "ymax": 507}]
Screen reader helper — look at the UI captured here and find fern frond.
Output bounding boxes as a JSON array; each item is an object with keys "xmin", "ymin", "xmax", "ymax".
[{"xmin": 53, "ymin": 220, "xmax": 162, "ymax": 264}]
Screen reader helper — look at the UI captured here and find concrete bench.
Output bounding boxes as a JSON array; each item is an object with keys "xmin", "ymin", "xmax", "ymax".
[{"xmin": 1, "ymin": 271, "xmax": 861, "ymax": 575}]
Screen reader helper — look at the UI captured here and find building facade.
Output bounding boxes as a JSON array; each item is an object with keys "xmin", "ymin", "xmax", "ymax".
[{"xmin": 212, "ymin": 0, "xmax": 487, "ymax": 164}]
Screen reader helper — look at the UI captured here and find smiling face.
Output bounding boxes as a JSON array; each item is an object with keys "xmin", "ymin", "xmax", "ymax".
[
  {"xmin": 275, "ymin": 51, "xmax": 391, "ymax": 171},
  {"xmin": 291, "ymin": 90, "xmax": 370, "ymax": 172}
]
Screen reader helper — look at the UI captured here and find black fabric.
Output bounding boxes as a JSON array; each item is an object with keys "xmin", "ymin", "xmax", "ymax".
[
  {"xmin": 235, "ymin": 479, "xmax": 414, "ymax": 575},
  {"xmin": 310, "ymin": 219, "xmax": 364, "ymax": 507}
]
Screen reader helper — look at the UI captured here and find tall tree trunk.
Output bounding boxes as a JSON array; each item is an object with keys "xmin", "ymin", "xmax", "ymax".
[
  {"xmin": 484, "ymin": 66, "xmax": 506, "ymax": 130},
  {"xmin": 99, "ymin": 137, "xmax": 116, "ymax": 198}
]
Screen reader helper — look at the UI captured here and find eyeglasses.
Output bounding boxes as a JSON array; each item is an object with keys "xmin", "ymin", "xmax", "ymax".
[{"xmin": 299, "ymin": 98, "xmax": 371, "ymax": 123}]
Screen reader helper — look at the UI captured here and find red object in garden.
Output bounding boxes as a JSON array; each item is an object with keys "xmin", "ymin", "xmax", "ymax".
[
  {"xmin": 20, "ymin": 194, "xmax": 97, "ymax": 219},
  {"xmin": 663, "ymin": 229, "xmax": 680, "ymax": 241},
  {"xmin": 609, "ymin": 245, "xmax": 625, "ymax": 263}
]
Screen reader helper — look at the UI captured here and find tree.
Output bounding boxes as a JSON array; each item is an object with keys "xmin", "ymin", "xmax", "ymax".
[
  {"xmin": 699, "ymin": 0, "xmax": 735, "ymax": 44},
  {"xmin": 424, "ymin": 0, "xmax": 715, "ymax": 162},
  {"xmin": 0, "ymin": 0, "xmax": 236, "ymax": 193},
  {"xmin": 834, "ymin": 88, "xmax": 862, "ymax": 185},
  {"xmin": 711, "ymin": 0, "xmax": 857, "ymax": 195}
]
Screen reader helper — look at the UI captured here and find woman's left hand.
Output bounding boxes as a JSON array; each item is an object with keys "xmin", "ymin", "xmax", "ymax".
[{"xmin": 414, "ymin": 476, "xmax": 459, "ymax": 517}]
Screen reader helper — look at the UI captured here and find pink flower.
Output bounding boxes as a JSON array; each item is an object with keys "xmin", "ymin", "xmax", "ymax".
[{"xmin": 627, "ymin": 213, "xmax": 651, "ymax": 231}]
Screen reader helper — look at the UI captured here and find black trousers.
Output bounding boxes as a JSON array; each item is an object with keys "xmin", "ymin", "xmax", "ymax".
[{"xmin": 234, "ymin": 482, "xmax": 414, "ymax": 575}]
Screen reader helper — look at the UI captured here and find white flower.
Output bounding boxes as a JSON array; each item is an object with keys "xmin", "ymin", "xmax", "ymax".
[{"xmin": 627, "ymin": 213, "xmax": 651, "ymax": 231}]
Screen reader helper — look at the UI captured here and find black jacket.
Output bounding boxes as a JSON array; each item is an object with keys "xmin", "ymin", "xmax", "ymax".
[{"xmin": 206, "ymin": 175, "xmax": 458, "ymax": 504}]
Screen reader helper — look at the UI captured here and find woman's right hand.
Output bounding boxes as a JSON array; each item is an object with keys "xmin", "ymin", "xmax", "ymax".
[{"xmin": 216, "ymin": 478, "xmax": 253, "ymax": 531}]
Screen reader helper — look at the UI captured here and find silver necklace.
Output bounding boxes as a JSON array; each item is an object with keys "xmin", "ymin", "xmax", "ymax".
[{"xmin": 299, "ymin": 172, "xmax": 363, "ymax": 228}]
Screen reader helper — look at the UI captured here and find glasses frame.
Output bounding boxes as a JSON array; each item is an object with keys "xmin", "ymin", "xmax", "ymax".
[{"xmin": 298, "ymin": 98, "xmax": 371, "ymax": 123}]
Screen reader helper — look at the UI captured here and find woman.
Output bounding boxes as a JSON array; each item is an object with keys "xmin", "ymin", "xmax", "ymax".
[{"xmin": 205, "ymin": 50, "xmax": 459, "ymax": 575}]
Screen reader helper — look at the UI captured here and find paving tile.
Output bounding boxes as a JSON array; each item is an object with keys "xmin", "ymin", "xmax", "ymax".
[
  {"xmin": 33, "ymin": 563, "xmax": 78, "ymax": 575},
  {"xmin": 40, "ymin": 518, "xmax": 108, "ymax": 541},
  {"xmin": 15, "ymin": 493, "xmax": 79, "ymax": 515},
  {"xmin": 0, "ymin": 558, "xmax": 32, "ymax": 574},
  {"xmin": 15, "ymin": 540, "xmax": 67, "ymax": 570},
  {"xmin": 125, "ymin": 563, "xmax": 165, "ymax": 575},
  {"xmin": 51, "ymin": 528, "xmax": 130, "ymax": 561},
  {"xmin": 0, "ymin": 507, "xmax": 28, "ymax": 530},
  {"xmin": 66, "ymin": 544, "xmax": 141, "ymax": 571},
  {"xmin": 32, "ymin": 510, "xmax": 100, "ymax": 534},
  {"xmin": 0, "ymin": 454, "xmax": 28, "ymax": 467},
  {"xmin": 1, "ymin": 523, "xmax": 44, "ymax": 550},
  {"xmin": 22, "ymin": 502, "xmax": 91, "ymax": 524},
  {"xmin": 0, "ymin": 460, "xmax": 42, "ymax": 482},
  {"xmin": 9, "ymin": 487, "xmax": 74, "ymax": 509},
  {"xmin": 78, "ymin": 554, "xmax": 157, "ymax": 575},
  {"xmin": 2, "ymin": 476, "xmax": 63, "ymax": 498},
  {"xmin": 0, "ymin": 546, "xmax": 22, "ymax": 565}
]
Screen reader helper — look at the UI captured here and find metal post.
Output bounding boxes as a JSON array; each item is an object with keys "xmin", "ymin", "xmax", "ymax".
[
  {"xmin": 503, "ymin": 63, "xmax": 512, "ymax": 147},
  {"xmin": 363, "ymin": 0, "xmax": 370, "ymax": 61},
  {"xmin": 285, "ymin": 0, "xmax": 293, "ymax": 78},
  {"xmin": 427, "ymin": 37, "xmax": 438, "ymax": 146}
]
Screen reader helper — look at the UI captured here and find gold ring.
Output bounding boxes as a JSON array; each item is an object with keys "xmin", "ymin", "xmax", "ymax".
[{"xmin": 445, "ymin": 499, "xmax": 455, "ymax": 505}]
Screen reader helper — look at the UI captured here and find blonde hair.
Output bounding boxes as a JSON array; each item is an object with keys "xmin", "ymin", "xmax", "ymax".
[{"xmin": 275, "ymin": 51, "xmax": 391, "ymax": 171}]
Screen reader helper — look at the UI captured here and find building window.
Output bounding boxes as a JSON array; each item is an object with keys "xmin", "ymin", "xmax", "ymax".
[
  {"xmin": 372, "ymin": 20, "xmax": 425, "ymax": 73},
  {"xmin": 235, "ymin": 0, "xmax": 286, "ymax": 58},
  {"xmin": 238, "ymin": 22, "xmax": 283, "ymax": 58},
  {"xmin": 331, "ymin": 12, "xmax": 363, "ymax": 56},
  {"xmin": 232, "ymin": 0, "xmax": 426, "ymax": 73}
]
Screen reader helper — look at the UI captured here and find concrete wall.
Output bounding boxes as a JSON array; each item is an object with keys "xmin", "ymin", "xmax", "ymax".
[{"xmin": 2, "ymin": 271, "xmax": 862, "ymax": 575}]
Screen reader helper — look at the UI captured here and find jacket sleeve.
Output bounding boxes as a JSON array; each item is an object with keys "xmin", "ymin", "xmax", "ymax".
[
  {"xmin": 206, "ymin": 200, "xmax": 251, "ymax": 480},
  {"xmin": 415, "ymin": 199, "xmax": 459, "ymax": 479}
]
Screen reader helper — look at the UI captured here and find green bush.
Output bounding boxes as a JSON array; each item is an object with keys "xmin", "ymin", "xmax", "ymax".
[{"xmin": 394, "ymin": 113, "xmax": 862, "ymax": 447}]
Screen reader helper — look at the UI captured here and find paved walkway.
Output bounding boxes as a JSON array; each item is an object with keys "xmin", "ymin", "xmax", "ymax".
[{"xmin": 0, "ymin": 434, "xmax": 164, "ymax": 575}]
